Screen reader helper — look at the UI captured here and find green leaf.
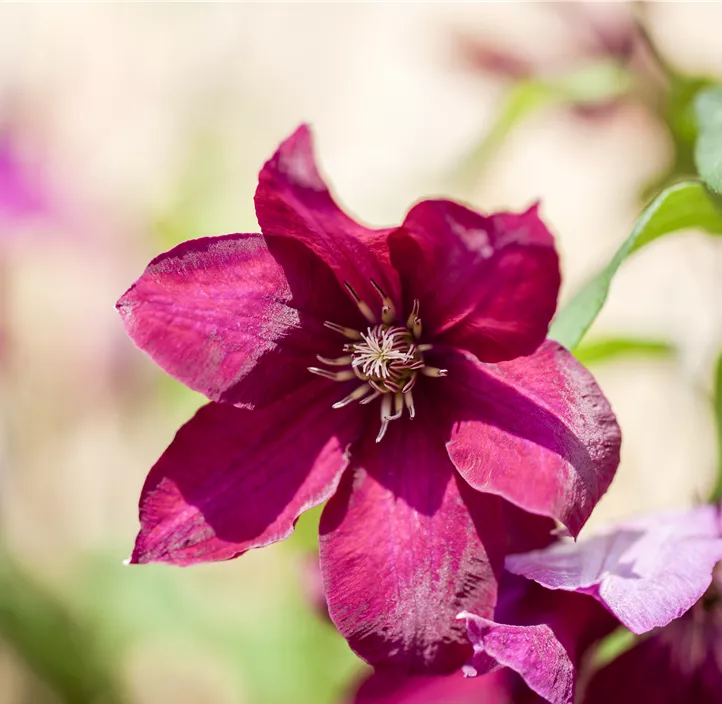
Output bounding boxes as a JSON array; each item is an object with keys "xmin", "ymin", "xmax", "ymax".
[
  {"xmin": 695, "ymin": 86, "xmax": 722, "ymax": 194},
  {"xmin": 640, "ymin": 74, "xmax": 714, "ymax": 199},
  {"xmin": 549, "ymin": 181, "xmax": 722, "ymax": 350},
  {"xmin": 589, "ymin": 627, "xmax": 636, "ymax": 671},
  {"xmin": 572, "ymin": 338, "xmax": 675, "ymax": 367},
  {"xmin": 709, "ymin": 351, "xmax": 722, "ymax": 504},
  {"xmin": 0, "ymin": 547, "xmax": 123, "ymax": 703},
  {"xmin": 78, "ymin": 551, "xmax": 361, "ymax": 704}
]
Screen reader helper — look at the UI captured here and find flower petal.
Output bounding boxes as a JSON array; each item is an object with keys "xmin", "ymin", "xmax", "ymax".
[
  {"xmin": 131, "ymin": 380, "xmax": 366, "ymax": 565},
  {"xmin": 255, "ymin": 125, "xmax": 400, "ymax": 309},
  {"xmin": 495, "ymin": 571, "xmax": 617, "ymax": 667},
  {"xmin": 506, "ymin": 506, "xmax": 722, "ymax": 634},
  {"xmin": 354, "ymin": 572, "xmax": 615, "ymax": 704},
  {"xmin": 351, "ymin": 670, "xmax": 517, "ymax": 704},
  {"xmin": 319, "ymin": 399, "xmax": 505, "ymax": 674},
  {"xmin": 502, "ymin": 502, "xmax": 557, "ymax": 555},
  {"xmin": 442, "ymin": 342, "xmax": 620, "ymax": 537},
  {"xmin": 458, "ymin": 612, "xmax": 574, "ymax": 704},
  {"xmin": 389, "ymin": 200, "xmax": 559, "ymax": 362},
  {"xmin": 117, "ymin": 232, "xmax": 357, "ymax": 408}
]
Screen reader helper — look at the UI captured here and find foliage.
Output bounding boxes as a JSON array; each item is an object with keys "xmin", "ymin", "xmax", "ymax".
[{"xmin": 549, "ymin": 182, "xmax": 722, "ymax": 350}]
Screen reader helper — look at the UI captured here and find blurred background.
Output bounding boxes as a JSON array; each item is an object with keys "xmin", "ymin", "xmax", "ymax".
[{"xmin": 1, "ymin": 3, "xmax": 722, "ymax": 703}]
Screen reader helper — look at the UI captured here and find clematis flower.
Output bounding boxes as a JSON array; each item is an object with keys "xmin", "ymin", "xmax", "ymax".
[
  {"xmin": 117, "ymin": 125, "xmax": 620, "ymax": 673},
  {"xmin": 507, "ymin": 504, "xmax": 722, "ymax": 703}
]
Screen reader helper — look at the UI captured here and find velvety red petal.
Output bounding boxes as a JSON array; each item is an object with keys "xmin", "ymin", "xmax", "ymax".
[
  {"xmin": 351, "ymin": 670, "xmax": 519, "ymax": 704},
  {"xmin": 255, "ymin": 125, "xmax": 400, "ymax": 309},
  {"xmin": 459, "ymin": 612, "xmax": 574, "ymax": 704},
  {"xmin": 389, "ymin": 200, "xmax": 559, "ymax": 362},
  {"xmin": 130, "ymin": 381, "xmax": 366, "ymax": 565},
  {"xmin": 319, "ymin": 399, "xmax": 505, "ymax": 674},
  {"xmin": 442, "ymin": 342, "xmax": 620, "ymax": 537},
  {"xmin": 117, "ymin": 232, "xmax": 357, "ymax": 409}
]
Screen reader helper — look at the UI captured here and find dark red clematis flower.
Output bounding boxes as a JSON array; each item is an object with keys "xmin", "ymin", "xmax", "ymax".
[{"xmin": 116, "ymin": 125, "xmax": 620, "ymax": 674}]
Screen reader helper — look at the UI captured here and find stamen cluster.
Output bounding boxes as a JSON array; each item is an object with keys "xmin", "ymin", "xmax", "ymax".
[{"xmin": 308, "ymin": 280, "xmax": 446, "ymax": 442}]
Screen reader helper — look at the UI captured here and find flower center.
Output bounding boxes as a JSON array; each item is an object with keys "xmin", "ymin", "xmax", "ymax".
[{"xmin": 308, "ymin": 280, "xmax": 446, "ymax": 442}]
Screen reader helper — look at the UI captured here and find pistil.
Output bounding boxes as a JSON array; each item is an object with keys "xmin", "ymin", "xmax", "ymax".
[{"xmin": 309, "ymin": 281, "xmax": 446, "ymax": 442}]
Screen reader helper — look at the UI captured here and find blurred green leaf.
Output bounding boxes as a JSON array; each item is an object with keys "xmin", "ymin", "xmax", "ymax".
[
  {"xmin": 0, "ymin": 547, "xmax": 123, "ymax": 704},
  {"xmin": 709, "ymin": 352, "xmax": 722, "ymax": 504},
  {"xmin": 589, "ymin": 626, "xmax": 636, "ymax": 671},
  {"xmin": 552, "ymin": 60, "xmax": 633, "ymax": 105},
  {"xmin": 640, "ymin": 72, "xmax": 714, "ymax": 198},
  {"xmin": 666, "ymin": 76, "xmax": 714, "ymax": 172},
  {"xmin": 695, "ymin": 86, "xmax": 722, "ymax": 195},
  {"xmin": 549, "ymin": 181, "xmax": 722, "ymax": 350},
  {"xmin": 572, "ymin": 338, "xmax": 675, "ymax": 366},
  {"xmin": 457, "ymin": 80, "xmax": 553, "ymax": 184},
  {"xmin": 458, "ymin": 60, "xmax": 632, "ymax": 185},
  {"xmin": 78, "ymin": 552, "xmax": 361, "ymax": 704}
]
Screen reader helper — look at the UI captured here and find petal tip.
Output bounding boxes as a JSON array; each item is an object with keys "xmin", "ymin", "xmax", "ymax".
[
  {"xmin": 130, "ymin": 537, "xmax": 156, "ymax": 565},
  {"xmin": 525, "ymin": 200, "xmax": 542, "ymax": 216},
  {"xmin": 115, "ymin": 284, "xmax": 139, "ymax": 323},
  {"xmin": 259, "ymin": 123, "xmax": 325, "ymax": 195}
]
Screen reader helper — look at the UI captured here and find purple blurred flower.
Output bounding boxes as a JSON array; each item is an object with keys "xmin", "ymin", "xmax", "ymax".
[
  {"xmin": 117, "ymin": 125, "xmax": 620, "ymax": 673},
  {"xmin": 508, "ymin": 505, "xmax": 722, "ymax": 703},
  {"xmin": 0, "ymin": 132, "xmax": 53, "ymax": 231}
]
